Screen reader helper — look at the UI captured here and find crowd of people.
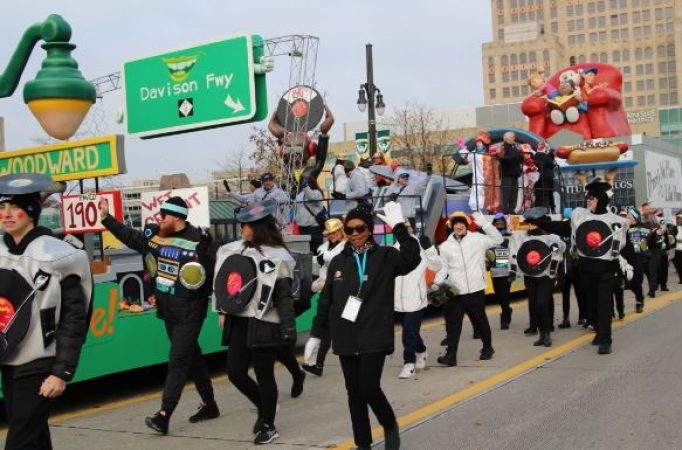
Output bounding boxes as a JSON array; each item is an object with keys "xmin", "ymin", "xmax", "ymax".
[{"xmin": 3, "ymin": 167, "xmax": 682, "ymax": 450}]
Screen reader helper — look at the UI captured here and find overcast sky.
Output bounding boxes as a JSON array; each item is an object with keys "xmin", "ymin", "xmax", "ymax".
[{"xmin": 0, "ymin": 1, "xmax": 491, "ymax": 183}]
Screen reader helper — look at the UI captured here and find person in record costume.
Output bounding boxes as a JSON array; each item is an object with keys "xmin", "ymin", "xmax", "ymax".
[
  {"xmin": 306, "ymin": 201, "xmax": 420, "ymax": 450},
  {"xmin": 570, "ymin": 180, "xmax": 631, "ymax": 354},
  {"xmin": 509, "ymin": 207, "xmax": 565, "ymax": 347},
  {"xmin": 213, "ymin": 199, "xmax": 297, "ymax": 445},
  {"xmin": 99, "ymin": 195, "xmax": 219, "ymax": 434},
  {"xmin": 0, "ymin": 174, "xmax": 91, "ymax": 450}
]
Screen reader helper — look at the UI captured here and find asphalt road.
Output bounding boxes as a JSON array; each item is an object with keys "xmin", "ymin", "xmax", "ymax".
[{"xmin": 398, "ymin": 295, "xmax": 682, "ymax": 450}]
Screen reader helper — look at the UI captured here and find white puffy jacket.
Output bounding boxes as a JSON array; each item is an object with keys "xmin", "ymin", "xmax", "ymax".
[
  {"xmin": 394, "ymin": 240, "xmax": 441, "ymax": 312},
  {"xmin": 432, "ymin": 222, "xmax": 503, "ymax": 295}
]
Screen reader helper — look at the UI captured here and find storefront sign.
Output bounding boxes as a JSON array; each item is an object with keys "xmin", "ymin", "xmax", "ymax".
[
  {"xmin": 0, "ymin": 135, "xmax": 126, "ymax": 181},
  {"xmin": 645, "ymin": 151, "xmax": 682, "ymax": 208},
  {"xmin": 627, "ymin": 109, "xmax": 656, "ymax": 124},
  {"xmin": 140, "ymin": 186, "xmax": 210, "ymax": 227}
]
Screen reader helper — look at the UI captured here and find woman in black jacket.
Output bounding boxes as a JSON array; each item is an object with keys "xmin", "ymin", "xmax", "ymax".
[
  {"xmin": 215, "ymin": 200, "xmax": 297, "ymax": 445},
  {"xmin": 306, "ymin": 202, "xmax": 420, "ymax": 450}
]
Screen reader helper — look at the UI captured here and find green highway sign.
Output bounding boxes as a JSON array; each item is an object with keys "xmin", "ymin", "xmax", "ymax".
[{"xmin": 123, "ymin": 34, "xmax": 268, "ymax": 138}]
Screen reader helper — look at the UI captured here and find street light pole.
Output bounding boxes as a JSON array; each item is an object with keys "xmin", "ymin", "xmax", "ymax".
[{"xmin": 366, "ymin": 43, "xmax": 377, "ymax": 156}]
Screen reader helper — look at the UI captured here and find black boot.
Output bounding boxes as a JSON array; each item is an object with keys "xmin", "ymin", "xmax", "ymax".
[
  {"xmin": 480, "ymin": 346, "xmax": 495, "ymax": 360},
  {"xmin": 501, "ymin": 321, "xmax": 510, "ymax": 330},
  {"xmin": 189, "ymin": 401, "xmax": 219, "ymax": 423},
  {"xmin": 440, "ymin": 337, "xmax": 448, "ymax": 346},
  {"xmin": 598, "ymin": 344, "xmax": 612, "ymax": 354},
  {"xmin": 558, "ymin": 318, "xmax": 571, "ymax": 329},
  {"xmin": 291, "ymin": 369, "xmax": 305, "ymax": 398},
  {"xmin": 302, "ymin": 364, "xmax": 323, "ymax": 377},
  {"xmin": 635, "ymin": 302, "xmax": 643, "ymax": 313},
  {"xmin": 384, "ymin": 423, "xmax": 401, "ymax": 450},
  {"xmin": 524, "ymin": 327, "xmax": 538, "ymax": 335},
  {"xmin": 437, "ymin": 349, "xmax": 457, "ymax": 366},
  {"xmin": 592, "ymin": 335, "xmax": 599, "ymax": 346},
  {"xmin": 472, "ymin": 331, "xmax": 481, "ymax": 339},
  {"xmin": 533, "ymin": 332, "xmax": 546, "ymax": 346},
  {"xmin": 542, "ymin": 332, "xmax": 552, "ymax": 347},
  {"xmin": 145, "ymin": 411, "xmax": 170, "ymax": 435}
]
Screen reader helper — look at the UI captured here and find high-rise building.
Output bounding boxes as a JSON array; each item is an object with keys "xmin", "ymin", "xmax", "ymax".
[{"xmin": 482, "ymin": 0, "xmax": 682, "ymax": 136}]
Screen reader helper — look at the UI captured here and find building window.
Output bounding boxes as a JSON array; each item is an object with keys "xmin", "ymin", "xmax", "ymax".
[
  {"xmin": 636, "ymin": 80, "xmax": 645, "ymax": 91},
  {"xmin": 503, "ymin": 72, "xmax": 510, "ymax": 82},
  {"xmin": 635, "ymin": 48, "xmax": 643, "ymax": 60},
  {"xmin": 576, "ymin": 19, "xmax": 584, "ymax": 30},
  {"xmin": 489, "ymin": 88, "xmax": 497, "ymax": 99},
  {"xmin": 637, "ymin": 96, "xmax": 646, "ymax": 106},
  {"xmin": 643, "ymin": 26, "xmax": 652, "ymax": 36},
  {"xmin": 588, "ymin": 17, "xmax": 596, "ymax": 29},
  {"xmin": 633, "ymin": 11, "xmax": 641, "ymax": 23},
  {"xmin": 591, "ymin": 52, "xmax": 598, "ymax": 62},
  {"xmin": 578, "ymin": 54, "xmax": 587, "ymax": 64},
  {"xmin": 622, "ymin": 65, "xmax": 631, "ymax": 75},
  {"xmin": 519, "ymin": 53, "xmax": 527, "ymax": 64},
  {"xmin": 569, "ymin": 35, "xmax": 577, "ymax": 45},
  {"xmin": 575, "ymin": 4, "xmax": 584, "ymax": 14},
  {"xmin": 597, "ymin": 1, "xmax": 605, "ymax": 12},
  {"xmin": 656, "ymin": 23, "xmax": 664, "ymax": 35},
  {"xmin": 660, "ymin": 93, "xmax": 669, "ymax": 105},
  {"xmin": 598, "ymin": 16, "xmax": 606, "ymax": 27},
  {"xmin": 568, "ymin": 20, "xmax": 576, "ymax": 31},
  {"xmin": 620, "ymin": 13, "xmax": 627, "ymax": 24},
  {"xmin": 496, "ymin": 0, "xmax": 503, "ymax": 8},
  {"xmin": 666, "ymin": 7, "xmax": 673, "ymax": 18},
  {"xmin": 659, "ymin": 78, "xmax": 668, "ymax": 89},
  {"xmin": 645, "ymin": 63, "xmax": 653, "ymax": 75},
  {"xmin": 511, "ymin": 70, "xmax": 519, "ymax": 81},
  {"xmin": 647, "ymin": 95, "xmax": 655, "ymax": 105},
  {"xmin": 588, "ymin": 3, "xmax": 596, "ymax": 14},
  {"xmin": 620, "ymin": 28, "xmax": 629, "ymax": 39},
  {"xmin": 610, "ymin": 13, "xmax": 618, "ymax": 26},
  {"xmin": 589, "ymin": 32, "xmax": 597, "ymax": 43},
  {"xmin": 636, "ymin": 65, "xmax": 644, "ymax": 75},
  {"xmin": 489, "ymin": 73, "xmax": 496, "ymax": 83},
  {"xmin": 551, "ymin": 22, "xmax": 559, "ymax": 33},
  {"xmin": 503, "ymin": 87, "xmax": 511, "ymax": 98},
  {"xmin": 512, "ymin": 86, "xmax": 520, "ymax": 97},
  {"xmin": 567, "ymin": 4, "xmax": 574, "ymax": 16},
  {"xmin": 551, "ymin": 6, "xmax": 557, "ymax": 18},
  {"xmin": 511, "ymin": 54, "xmax": 518, "ymax": 65},
  {"xmin": 671, "ymin": 92, "xmax": 678, "ymax": 104},
  {"xmin": 498, "ymin": 28, "xmax": 505, "ymax": 40},
  {"xmin": 646, "ymin": 79, "xmax": 654, "ymax": 90},
  {"xmin": 625, "ymin": 97, "xmax": 633, "ymax": 108},
  {"xmin": 609, "ymin": 0, "xmax": 617, "ymax": 7},
  {"xmin": 622, "ymin": 49, "xmax": 630, "ymax": 61},
  {"xmin": 659, "ymin": 61, "xmax": 668, "ymax": 73},
  {"xmin": 667, "ymin": 22, "xmax": 674, "ymax": 33},
  {"xmin": 642, "ymin": 9, "xmax": 650, "ymax": 21},
  {"xmin": 600, "ymin": 52, "xmax": 608, "ymax": 62},
  {"xmin": 613, "ymin": 50, "xmax": 621, "ymax": 62},
  {"xmin": 668, "ymin": 44, "xmax": 675, "ymax": 57},
  {"xmin": 543, "ymin": 50, "xmax": 550, "ymax": 61},
  {"xmin": 670, "ymin": 76, "xmax": 677, "ymax": 89},
  {"xmin": 668, "ymin": 61, "xmax": 676, "ymax": 72},
  {"xmin": 632, "ymin": 0, "xmax": 640, "ymax": 5},
  {"xmin": 645, "ymin": 47, "xmax": 653, "ymax": 59},
  {"xmin": 529, "ymin": 51, "xmax": 536, "ymax": 63},
  {"xmin": 520, "ymin": 69, "xmax": 528, "ymax": 80},
  {"xmin": 577, "ymin": 34, "xmax": 586, "ymax": 44},
  {"xmin": 488, "ymin": 56, "xmax": 495, "ymax": 67},
  {"xmin": 599, "ymin": 31, "xmax": 606, "ymax": 41},
  {"xmin": 501, "ymin": 55, "xmax": 509, "ymax": 65},
  {"xmin": 624, "ymin": 81, "xmax": 632, "ymax": 91},
  {"xmin": 658, "ymin": 45, "xmax": 666, "ymax": 58}
]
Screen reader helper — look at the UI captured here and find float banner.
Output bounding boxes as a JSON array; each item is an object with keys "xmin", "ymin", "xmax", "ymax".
[
  {"xmin": 0, "ymin": 135, "xmax": 126, "ymax": 182},
  {"xmin": 140, "ymin": 186, "xmax": 210, "ymax": 228},
  {"xmin": 645, "ymin": 151, "xmax": 682, "ymax": 209}
]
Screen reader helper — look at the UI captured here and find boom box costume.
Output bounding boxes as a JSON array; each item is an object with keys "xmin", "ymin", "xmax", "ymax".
[{"xmin": 571, "ymin": 181, "xmax": 629, "ymax": 353}]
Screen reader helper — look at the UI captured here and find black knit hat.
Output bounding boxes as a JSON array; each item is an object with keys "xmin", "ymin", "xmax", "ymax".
[
  {"xmin": 160, "ymin": 196, "xmax": 189, "ymax": 220},
  {"xmin": 0, "ymin": 193, "xmax": 42, "ymax": 224},
  {"xmin": 345, "ymin": 203, "xmax": 374, "ymax": 229}
]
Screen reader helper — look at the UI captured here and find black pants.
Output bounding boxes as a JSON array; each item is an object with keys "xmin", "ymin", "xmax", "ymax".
[
  {"xmin": 397, "ymin": 310, "xmax": 427, "ymax": 363},
  {"xmin": 491, "ymin": 276, "xmax": 512, "ymax": 325},
  {"xmin": 162, "ymin": 319, "xmax": 215, "ymax": 414},
  {"xmin": 613, "ymin": 278, "xmax": 624, "ymax": 316},
  {"xmin": 1, "ymin": 368, "xmax": 53, "ymax": 450},
  {"xmin": 524, "ymin": 276, "xmax": 554, "ymax": 333},
  {"xmin": 580, "ymin": 261, "xmax": 618, "ymax": 346},
  {"xmin": 299, "ymin": 225, "xmax": 323, "ymax": 254},
  {"xmin": 659, "ymin": 252, "xmax": 670, "ymax": 289},
  {"xmin": 501, "ymin": 176, "xmax": 518, "ymax": 213},
  {"xmin": 226, "ymin": 316, "xmax": 280, "ymax": 426},
  {"xmin": 629, "ymin": 255, "xmax": 645, "ymax": 305},
  {"xmin": 559, "ymin": 263, "xmax": 586, "ymax": 321},
  {"xmin": 276, "ymin": 343, "xmax": 302, "ymax": 378},
  {"xmin": 315, "ymin": 335, "xmax": 332, "ymax": 368},
  {"xmin": 442, "ymin": 290, "xmax": 492, "ymax": 355},
  {"xmin": 674, "ymin": 250, "xmax": 682, "ymax": 283},
  {"xmin": 339, "ymin": 353, "xmax": 396, "ymax": 448},
  {"xmin": 646, "ymin": 252, "xmax": 660, "ymax": 295},
  {"xmin": 533, "ymin": 180, "xmax": 554, "ymax": 211}
]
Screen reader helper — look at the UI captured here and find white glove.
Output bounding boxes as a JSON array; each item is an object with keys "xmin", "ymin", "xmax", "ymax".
[
  {"xmin": 377, "ymin": 201, "xmax": 406, "ymax": 228},
  {"xmin": 311, "ymin": 277, "xmax": 325, "ymax": 293},
  {"xmin": 618, "ymin": 256, "xmax": 634, "ymax": 281},
  {"xmin": 254, "ymin": 56, "xmax": 275, "ymax": 74},
  {"xmin": 430, "ymin": 283, "xmax": 441, "ymax": 292},
  {"xmin": 304, "ymin": 337, "xmax": 321, "ymax": 366},
  {"xmin": 471, "ymin": 211, "xmax": 489, "ymax": 227}
]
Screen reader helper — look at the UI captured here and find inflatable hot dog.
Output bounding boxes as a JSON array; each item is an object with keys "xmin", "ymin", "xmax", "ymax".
[{"xmin": 556, "ymin": 139, "xmax": 628, "ymax": 164}]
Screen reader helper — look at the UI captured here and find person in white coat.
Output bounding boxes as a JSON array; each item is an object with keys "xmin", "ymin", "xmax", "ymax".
[
  {"xmin": 394, "ymin": 224, "xmax": 441, "ymax": 379},
  {"xmin": 430, "ymin": 211, "xmax": 503, "ymax": 366},
  {"xmin": 303, "ymin": 219, "xmax": 346, "ymax": 377}
]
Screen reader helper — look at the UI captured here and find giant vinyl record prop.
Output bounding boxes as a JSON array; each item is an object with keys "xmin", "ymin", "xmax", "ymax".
[
  {"xmin": 215, "ymin": 255, "xmax": 258, "ymax": 314},
  {"xmin": 517, "ymin": 240, "xmax": 552, "ymax": 276},
  {"xmin": 576, "ymin": 220, "xmax": 612, "ymax": 257},
  {"xmin": 276, "ymin": 85, "xmax": 324, "ymax": 133},
  {"xmin": 0, "ymin": 269, "xmax": 35, "ymax": 361}
]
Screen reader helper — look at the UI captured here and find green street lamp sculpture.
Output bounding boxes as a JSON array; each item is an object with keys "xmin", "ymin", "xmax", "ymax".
[{"xmin": 0, "ymin": 14, "xmax": 95, "ymax": 140}]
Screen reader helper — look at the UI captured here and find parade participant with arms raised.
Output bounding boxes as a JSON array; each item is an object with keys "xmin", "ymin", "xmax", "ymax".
[
  {"xmin": 306, "ymin": 201, "xmax": 420, "ymax": 450},
  {"xmin": 99, "ymin": 195, "xmax": 219, "ymax": 434},
  {"xmin": 0, "ymin": 174, "xmax": 91, "ymax": 450}
]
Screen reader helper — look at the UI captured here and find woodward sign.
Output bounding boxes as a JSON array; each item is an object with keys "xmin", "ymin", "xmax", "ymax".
[{"xmin": 0, "ymin": 135, "xmax": 126, "ymax": 181}]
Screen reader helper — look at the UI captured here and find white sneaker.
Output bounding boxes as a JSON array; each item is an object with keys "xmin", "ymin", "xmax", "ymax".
[
  {"xmin": 399, "ymin": 363, "xmax": 416, "ymax": 379},
  {"xmin": 415, "ymin": 351, "xmax": 428, "ymax": 370}
]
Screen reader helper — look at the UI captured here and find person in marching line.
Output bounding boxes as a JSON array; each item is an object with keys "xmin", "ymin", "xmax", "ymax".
[
  {"xmin": 430, "ymin": 211, "xmax": 502, "ymax": 367},
  {"xmin": 394, "ymin": 223, "xmax": 441, "ymax": 379},
  {"xmin": 215, "ymin": 200, "xmax": 297, "ymax": 445},
  {"xmin": 660, "ymin": 222, "xmax": 676, "ymax": 292},
  {"xmin": 385, "ymin": 163, "xmax": 432, "ymax": 231},
  {"xmin": 99, "ymin": 195, "xmax": 220, "ymax": 434},
  {"xmin": 303, "ymin": 219, "xmax": 347, "ymax": 377},
  {"xmin": 305, "ymin": 202, "xmax": 420, "ymax": 450},
  {"xmin": 226, "ymin": 179, "xmax": 262, "ymax": 205},
  {"xmin": 488, "ymin": 213, "xmax": 514, "ymax": 330},
  {"xmin": 0, "ymin": 175, "xmax": 91, "ymax": 450},
  {"xmin": 228, "ymin": 173, "xmax": 290, "ymax": 228},
  {"xmin": 294, "ymin": 175, "xmax": 325, "ymax": 253},
  {"xmin": 330, "ymin": 160, "xmax": 371, "ymax": 212},
  {"xmin": 571, "ymin": 181, "xmax": 632, "ymax": 354},
  {"xmin": 509, "ymin": 207, "xmax": 565, "ymax": 347},
  {"xmin": 673, "ymin": 214, "xmax": 682, "ymax": 285}
]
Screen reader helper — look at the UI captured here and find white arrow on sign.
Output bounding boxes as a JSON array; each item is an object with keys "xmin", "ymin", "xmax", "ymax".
[{"xmin": 225, "ymin": 94, "xmax": 245, "ymax": 113}]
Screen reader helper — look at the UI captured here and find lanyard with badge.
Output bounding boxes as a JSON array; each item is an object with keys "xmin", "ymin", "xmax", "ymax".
[{"xmin": 341, "ymin": 252, "xmax": 367, "ymax": 322}]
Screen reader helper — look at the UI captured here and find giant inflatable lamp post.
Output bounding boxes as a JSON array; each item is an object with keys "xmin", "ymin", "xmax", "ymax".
[{"xmin": 0, "ymin": 14, "xmax": 96, "ymax": 140}]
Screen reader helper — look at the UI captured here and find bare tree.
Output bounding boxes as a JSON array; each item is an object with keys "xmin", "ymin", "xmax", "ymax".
[
  {"xmin": 217, "ymin": 147, "xmax": 255, "ymax": 194},
  {"xmin": 249, "ymin": 126, "xmax": 284, "ymax": 176},
  {"xmin": 389, "ymin": 101, "xmax": 457, "ymax": 175}
]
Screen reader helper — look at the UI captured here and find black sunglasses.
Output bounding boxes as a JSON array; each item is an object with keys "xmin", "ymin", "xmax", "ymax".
[{"xmin": 344, "ymin": 224, "xmax": 368, "ymax": 235}]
